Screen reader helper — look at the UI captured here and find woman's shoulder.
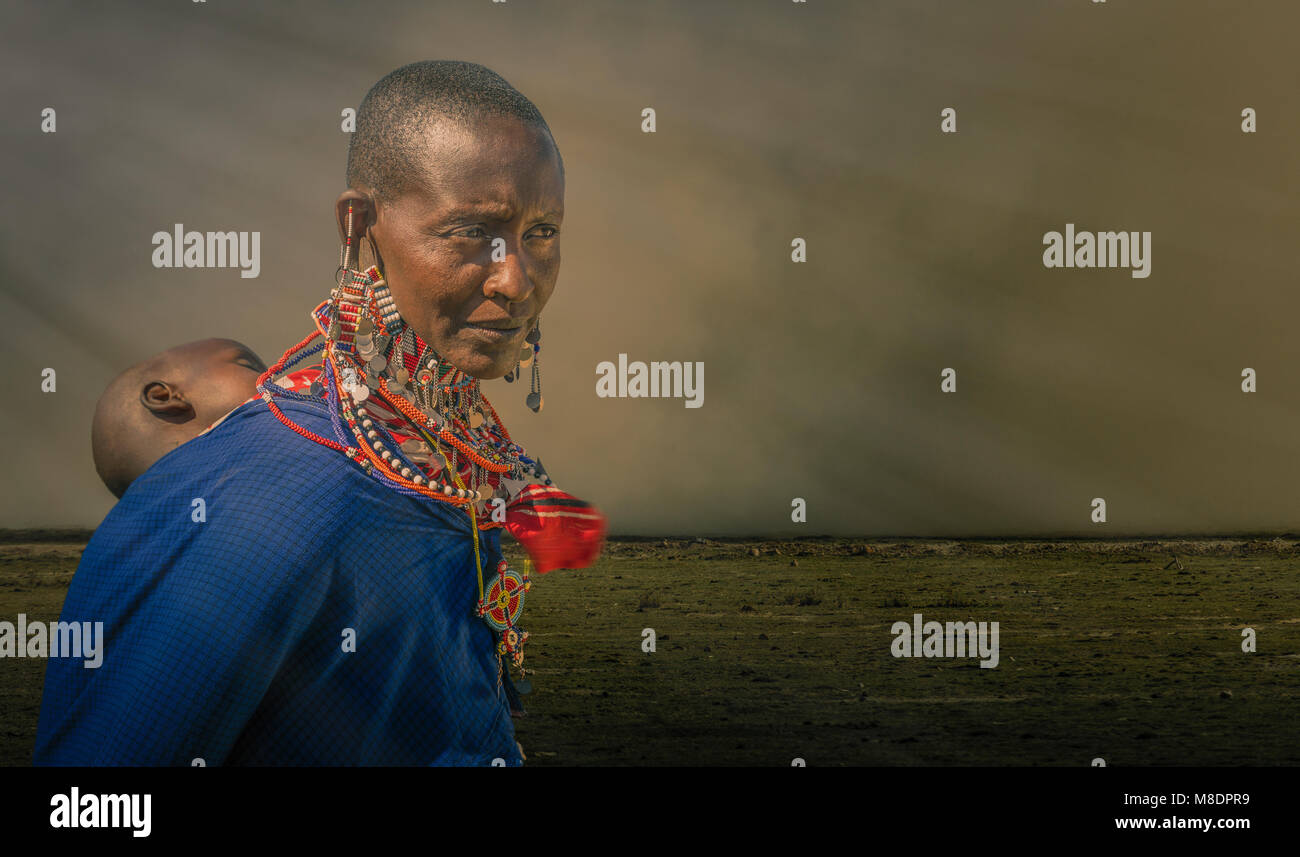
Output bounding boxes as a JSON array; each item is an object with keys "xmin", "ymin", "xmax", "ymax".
[
  {"xmin": 150, "ymin": 396, "xmax": 471, "ymax": 545},
  {"xmin": 202, "ymin": 397, "xmax": 358, "ymax": 477}
]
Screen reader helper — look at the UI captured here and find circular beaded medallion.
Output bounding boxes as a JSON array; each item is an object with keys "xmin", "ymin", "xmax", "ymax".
[{"xmin": 480, "ymin": 566, "xmax": 527, "ymax": 631}]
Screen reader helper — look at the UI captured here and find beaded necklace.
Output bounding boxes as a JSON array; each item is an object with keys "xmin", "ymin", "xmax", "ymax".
[
  {"xmin": 258, "ymin": 264, "xmax": 548, "ymax": 509},
  {"xmin": 255, "ymin": 262, "xmax": 545, "ymax": 674}
]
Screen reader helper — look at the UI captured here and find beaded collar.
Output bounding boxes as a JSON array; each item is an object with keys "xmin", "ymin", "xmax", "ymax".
[{"xmin": 256, "ymin": 265, "xmax": 550, "ymax": 526}]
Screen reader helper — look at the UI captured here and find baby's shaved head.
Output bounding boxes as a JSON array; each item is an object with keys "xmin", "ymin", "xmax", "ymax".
[
  {"xmin": 93, "ymin": 352, "xmax": 166, "ymax": 498},
  {"xmin": 92, "ymin": 339, "xmax": 265, "ymax": 498}
]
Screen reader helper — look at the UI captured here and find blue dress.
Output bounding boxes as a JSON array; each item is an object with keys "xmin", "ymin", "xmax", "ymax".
[{"xmin": 34, "ymin": 395, "xmax": 521, "ymax": 766}]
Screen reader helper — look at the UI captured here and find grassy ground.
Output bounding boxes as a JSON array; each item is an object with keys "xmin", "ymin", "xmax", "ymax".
[
  {"xmin": 3, "ymin": 534, "xmax": 1298, "ymax": 766},
  {"xmin": 0, "ymin": 542, "xmax": 85, "ymax": 766}
]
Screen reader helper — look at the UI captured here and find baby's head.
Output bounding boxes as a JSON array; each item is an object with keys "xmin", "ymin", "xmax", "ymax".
[{"xmin": 92, "ymin": 338, "xmax": 266, "ymax": 498}]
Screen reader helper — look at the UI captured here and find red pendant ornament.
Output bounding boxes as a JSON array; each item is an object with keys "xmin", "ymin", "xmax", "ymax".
[{"xmin": 504, "ymin": 485, "xmax": 607, "ymax": 574}]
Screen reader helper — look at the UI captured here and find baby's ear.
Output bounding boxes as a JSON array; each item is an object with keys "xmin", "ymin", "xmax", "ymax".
[{"xmin": 141, "ymin": 380, "xmax": 194, "ymax": 422}]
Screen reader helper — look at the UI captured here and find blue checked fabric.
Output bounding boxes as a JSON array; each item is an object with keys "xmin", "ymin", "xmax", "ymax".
[{"xmin": 34, "ymin": 395, "xmax": 522, "ymax": 766}]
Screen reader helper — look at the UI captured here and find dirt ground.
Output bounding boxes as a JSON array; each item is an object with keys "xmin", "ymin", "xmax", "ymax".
[{"xmin": 2, "ymin": 534, "xmax": 1297, "ymax": 765}]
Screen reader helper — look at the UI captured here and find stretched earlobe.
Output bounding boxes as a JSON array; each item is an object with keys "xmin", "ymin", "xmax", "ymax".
[
  {"xmin": 336, "ymin": 192, "xmax": 383, "ymax": 279},
  {"xmin": 335, "ymin": 191, "xmax": 377, "ymax": 244}
]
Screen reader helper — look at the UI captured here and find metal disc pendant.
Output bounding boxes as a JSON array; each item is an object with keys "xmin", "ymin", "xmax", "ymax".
[
  {"xmin": 417, "ymin": 369, "xmax": 434, "ymax": 385},
  {"xmin": 470, "ymin": 410, "xmax": 485, "ymax": 428},
  {"xmin": 518, "ymin": 345, "xmax": 534, "ymax": 368},
  {"xmin": 504, "ymin": 370, "xmax": 515, "ymax": 383},
  {"xmin": 356, "ymin": 317, "xmax": 374, "ymax": 336},
  {"xmin": 352, "ymin": 384, "xmax": 370, "ymax": 403},
  {"xmin": 526, "ymin": 325, "xmax": 541, "ymax": 345},
  {"xmin": 368, "ymin": 355, "xmax": 387, "ymax": 373},
  {"xmin": 394, "ymin": 366, "xmax": 410, "ymax": 386},
  {"xmin": 526, "ymin": 392, "xmax": 543, "ymax": 412}
]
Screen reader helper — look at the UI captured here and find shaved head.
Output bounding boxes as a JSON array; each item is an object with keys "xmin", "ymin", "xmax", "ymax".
[
  {"xmin": 92, "ymin": 339, "xmax": 265, "ymax": 498},
  {"xmin": 346, "ymin": 60, "xmax": 562, "ymax": 202}
]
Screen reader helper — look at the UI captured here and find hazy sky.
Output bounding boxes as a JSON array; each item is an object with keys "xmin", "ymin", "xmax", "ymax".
[{"xmin": 2, "ymin": 0, "xmax": 1297, "ymax": 535}]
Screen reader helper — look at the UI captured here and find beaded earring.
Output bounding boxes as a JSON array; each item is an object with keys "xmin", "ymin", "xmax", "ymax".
[
  {"xmin": 526, "ymin": 321, "xmax": 542, "ymax": 412},
  {"xmin": 337, "ymin": 199, "xmax": 362, "ymax": 278},
  {"xmin": 505, "ymin": 319, "xmax": 543, "ymax": 413}
]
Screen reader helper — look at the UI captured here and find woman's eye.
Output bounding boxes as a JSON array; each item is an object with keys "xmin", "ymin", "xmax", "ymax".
[
  {"xmin": 455, "ymin": 227, "xmax": 489, "ymax": 239},
  {"xmin": 530, "ymin": 227, "xmax": 558, "ymax": 239}
]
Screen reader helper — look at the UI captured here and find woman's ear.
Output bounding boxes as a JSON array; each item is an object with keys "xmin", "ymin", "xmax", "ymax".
[
  {"xmin": 334, "ymin": 189, "xmax": 378, "ymax": 246},
  {"xmin": 141, "ymin": 381, "xmax": 194, "ymax": 423}
]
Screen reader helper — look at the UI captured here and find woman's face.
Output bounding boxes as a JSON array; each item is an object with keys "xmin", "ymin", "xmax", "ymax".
[{"xmin": 360, "ymin": 116, "xmax": 564, "ymax": 379}]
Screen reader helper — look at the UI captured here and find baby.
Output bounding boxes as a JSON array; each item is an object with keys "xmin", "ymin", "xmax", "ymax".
[{"xmin": 91, "ymin": 338, "xmax": 268, "ymax": 499}]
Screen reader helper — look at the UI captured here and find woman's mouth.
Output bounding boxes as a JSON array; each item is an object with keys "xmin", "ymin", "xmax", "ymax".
[{"xmin": 463, "ymin": 320, "xmax": 525, "ymax": 342}]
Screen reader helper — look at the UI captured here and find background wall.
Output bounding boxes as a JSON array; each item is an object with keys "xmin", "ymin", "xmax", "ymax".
[{"xmin": 2, "ymin": 0, "xmax": 1297, "ymax": 535}]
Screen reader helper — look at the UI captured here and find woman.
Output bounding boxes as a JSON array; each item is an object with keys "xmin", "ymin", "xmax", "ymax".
[{"xmin": 36, "ymin": 61, "xmax": 603, "ymax": 766}]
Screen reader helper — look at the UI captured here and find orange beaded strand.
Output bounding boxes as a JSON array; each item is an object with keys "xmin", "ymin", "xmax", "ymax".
[{"xmin": 376, "ymin": 378, "xmax": 512, "ymax": 474}]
